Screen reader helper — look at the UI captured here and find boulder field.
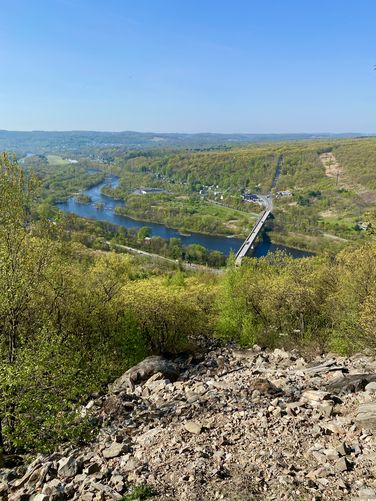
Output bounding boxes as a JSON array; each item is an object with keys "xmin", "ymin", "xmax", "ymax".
[{"xmin": 3, "ymin": 346, "xmax": 376, "ymax": 500}]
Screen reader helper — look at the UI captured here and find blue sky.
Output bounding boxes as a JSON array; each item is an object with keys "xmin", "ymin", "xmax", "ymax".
[{"xmin": 0, "ymin": 0, "xmax": 375, "ymax": 132}]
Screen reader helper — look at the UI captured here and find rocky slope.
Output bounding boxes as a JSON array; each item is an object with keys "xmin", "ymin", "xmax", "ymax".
[{"xmin": 3, "ymin": 345, "xmax": 376, "ymax": 500}]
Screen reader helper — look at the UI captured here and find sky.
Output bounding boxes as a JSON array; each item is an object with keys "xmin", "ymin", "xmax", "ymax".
[{"xmin": 0, "ymin": 0, "xmax": 375, "ymax": 133}]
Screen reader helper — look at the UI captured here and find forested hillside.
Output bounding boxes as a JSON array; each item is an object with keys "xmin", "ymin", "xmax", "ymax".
[{"xmin": 1, "ymin": 152, "xmax": 376, "ymax": 458}]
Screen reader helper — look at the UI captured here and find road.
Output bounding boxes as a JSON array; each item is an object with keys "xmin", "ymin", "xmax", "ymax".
[{"xmin": 107, "ymin": 241, "xmax": 223, "ymax": 273}]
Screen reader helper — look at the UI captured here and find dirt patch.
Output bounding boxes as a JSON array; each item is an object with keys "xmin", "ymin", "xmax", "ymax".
[
  {"xmin": 320, "ymin": 152, "xmax": 344, "ymax": 179},
  {"xmin": 224, "ymin": 219, "xmax": 240, "ymax": 230},
  {"xmin": 320, "ymin": 209, "xmax": 337, "ymax": 218},
  {"xmin": 359, "ymin": 190, "xmax": 376, "ymax": 205},
  {"xmin": 320, "ymin": 153, "xmax": 376, "ymax": 205}
]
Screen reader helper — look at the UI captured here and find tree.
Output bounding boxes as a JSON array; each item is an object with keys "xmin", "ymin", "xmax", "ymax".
[
  {"xmin": 0, "ymin": 154, "xmax": 54, "ymax": 452},
  {"xmin": 137, "ymin": 226, "xmax": 152, "ymax": 240}
]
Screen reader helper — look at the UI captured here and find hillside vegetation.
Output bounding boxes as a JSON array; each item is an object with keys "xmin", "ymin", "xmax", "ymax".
[{"xmin": 0, "ymin": 153, "xmax": 376, "ymax": 457}]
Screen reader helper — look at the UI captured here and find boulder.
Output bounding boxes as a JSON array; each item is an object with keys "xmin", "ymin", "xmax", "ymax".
[
  {"xmin": 327, "ymin": 374, "xmax": 376, "ymax": 395},
  {"xmin": 110, "ymin": 356, "xmax": 179, "ymax": 392}
]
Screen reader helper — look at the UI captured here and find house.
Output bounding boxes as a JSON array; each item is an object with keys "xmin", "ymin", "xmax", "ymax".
[{"xmin": 276, "ymin": 190, "xmax": 292, "ymax": 198}]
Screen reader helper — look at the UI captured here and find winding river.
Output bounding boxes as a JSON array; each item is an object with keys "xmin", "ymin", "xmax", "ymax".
[{"xmin": 56, "ymin": 176, "xmax": 311, "ymax": 258}]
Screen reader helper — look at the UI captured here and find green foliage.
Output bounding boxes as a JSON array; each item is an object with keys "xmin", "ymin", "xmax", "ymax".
[
  {"xmin": 216, "ymin": 244, "xmax": 376, "ymax": 354},
  {"xmin": 137, "ymin": 226, "xmax": 152, "ymax": 239},
  {"xmin": 1, "ymin": 148, "xmax": 376, "ymax": 458},
  {"xmin": 123, "ymin": 484, "xmax": 157, "ymax": 500}
]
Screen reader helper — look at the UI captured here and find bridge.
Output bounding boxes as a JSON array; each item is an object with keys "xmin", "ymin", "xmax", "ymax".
[
  {"xmin": 235, "ymin": 154, "xmax": 283, "ymax": 265},
  {"xmin": 235, "ymin": 205, "xmax": 271, "ymax": 265}
]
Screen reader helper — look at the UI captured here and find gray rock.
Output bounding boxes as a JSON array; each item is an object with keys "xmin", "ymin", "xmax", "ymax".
[
  {"xmin": 110, "ymin": 356, "xmax": 179, "ymax": 392},
  {"xmin": 57, "ymin": 456, "xmax": 78, "ymax": 478},
  {"xmin": 122, "ymin": 456, "xmax": 141, "ymax": 472},
  {"xmin": 358, "ymin": 487, "xmax": 376, "ymax": 500},
  {"xmin": 327, "ymin": 374, "xmax": 376, "ymax": 395},
  {"xmin": 41, "ymin": 478, "xmax": 65, "ymax": 500},
  {"xmin": 83, "ymin": 462, "xmax": 101, "ymax": 475},
  {"xmin": 334, "ymin": 457, "xmax": 350, "ymax": 472},
  {"xmin": 136, "ymin": 427, "xmax": 162, "ymax": 447},
  {"xmin": 102, "ymin": 442, "xmax": 129, "ymax": 459},
  {"xmin": 356, "ymin": 403, "xmax": 376, "ymax": 430}
]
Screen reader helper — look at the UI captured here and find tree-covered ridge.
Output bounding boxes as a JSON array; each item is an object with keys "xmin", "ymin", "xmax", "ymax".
[{"xmin": 112, "ymin": 145, "xmax": 279, "ymax": 193}]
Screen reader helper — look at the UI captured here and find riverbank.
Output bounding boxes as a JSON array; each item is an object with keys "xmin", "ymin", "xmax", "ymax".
[{"xmin": 56, "ymin": 175, "xmax": 315, "ymax": 259}]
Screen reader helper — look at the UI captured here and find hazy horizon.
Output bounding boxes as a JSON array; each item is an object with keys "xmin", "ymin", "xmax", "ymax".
[
  {"xmin": 0, "ymin": 129, "xmax": 373, "ymax": 135},
  {"xmin": 1, "ymin": 0, "xmax": 375, "ymax": 132}
]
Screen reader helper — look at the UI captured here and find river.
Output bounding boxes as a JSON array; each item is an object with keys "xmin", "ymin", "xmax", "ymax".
[{"xmin": 56, "ymin": 176, "xmax": 311, "ymax": 258}]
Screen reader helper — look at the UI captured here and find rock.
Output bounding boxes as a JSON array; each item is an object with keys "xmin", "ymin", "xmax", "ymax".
[
  {"xmin": 110, "ymin": 356, "xmax": 179, "ymax": 392},
  {"xmin": 317, "ymin": 401, "xmax": 334, "ymax": 417},
  {"xmin": 336, "ymin": 442, "xmax": 349, "ymax": 457},
  {"xmin": 102, "ymin": 442, "xmax": 129, "ymax": 459},
  {"xmin": 334, "ymin": 457, "xmax": 350, "ymax": 472},
  {"xmin": 365, "ymin": 382, "xmax": 376, "ymax": 393},
  {"xmin": 302, "ymin": 390, "xmax": 331, "ymax": 402},
  {"xmin": 136, "ymin": 427, "xmax": 162, "ymax": 447},
  {"xmin": 122, "ymin": 456, "xmax": 141, "ymax": 472},
  {"xmin": 250, "ymin": 378, "xmax": 283, "ymax": 395},
  {"xmin": 358, "ymin": 487, "xmax": 376, "ymax": 500},
  {"xmin": 356, "ymin": 403, "xmax": 376, "ymax": 430},
  {"xmin": 184, "ymin": 421, "xmax": 202, "ymax": 434},
  {"xmin": 90, "ymin": 482, "xmax": 123, "ymax": 500},
  {"xmin": 0, "ymin": 482, "xmax": 8, "ymax": 497},
  {"xmin": 327, "ymin": 374, "xmax": 376, "ymax": 395},
  {"xmin": 57, "ymin": 456, "xmax": 78, "ymax": 478},
  {"xmin": 6, "ymin": 346, "xmax": 376, "ymax": 501},
  {"xmin": 273, "ymin": 348, "xmax": 291, "ymax": 360},
  {"xmin": 109, "ymin": 474, "xmax": 125, "ymax": 493},
  {"xmin": 41, "ymin": 478, "xmax": 65, "ymax": 497},
  {"xmin": 83, "ymin": 462, "xmax": 101, "ymax": 475},
  {"xmin": 31, "ymin": 495, "xmax": 49, "ymax": 501}
]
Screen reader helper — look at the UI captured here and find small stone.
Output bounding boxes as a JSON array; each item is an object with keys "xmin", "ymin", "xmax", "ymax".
[
  {"xmin": 336, "ymin": 442, "xmax": 349, "ymax": 456},
  {"xmin": 184, "ymin": 421, "xmax": 202, "ymax": 434},
  {"xmin": 102, "ymin": 442, "xmax": 129, "ymax": 459},
  {"xmin": 323, "ymin": 448, "xmax": 339, "ymax": 461},
  {"xmin": 84, "ymin": 462, "xmax": 101, "ymax": 475},
  {"xmin": 302, "ymin": 390, "xmax": 331, "ymax": 402},
  {"xmin": 334, "ymin": 456, "xmax": 350, "ymax": 472},
  {"xmin": 122, "ymin": 456, "xmax": 141, "ymax": 472},
  {"xmin": 365, "ymin": 382, "xmax": 376, "ymax": 393},
  {"xmin": 356, "ymin": 403, "xmax": 376, "ymax": 430},
  {"xmin": 318, "ymin": 401, "xmax": 334, "ymax": 417},
  {"xmin": 32, "ymin": 495, "xmax": 49, "ymax": 501},
  {"xmin": 358, "ymin": 487, "xmax": 376, "ymax": 500}
]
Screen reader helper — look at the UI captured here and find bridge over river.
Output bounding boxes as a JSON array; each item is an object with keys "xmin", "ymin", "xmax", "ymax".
[{"xmin": 235, "ymin": 155, "xmax": 283, "ymax": 265}]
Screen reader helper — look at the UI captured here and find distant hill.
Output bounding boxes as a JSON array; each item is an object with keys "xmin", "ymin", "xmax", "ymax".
[{"xmin": 0, "ymin": 130, "xmax": 366, "ymax": 155}]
